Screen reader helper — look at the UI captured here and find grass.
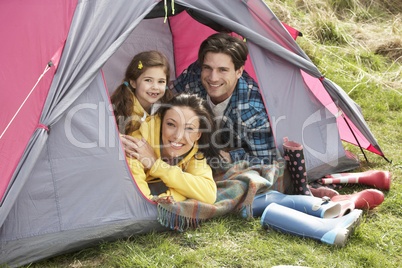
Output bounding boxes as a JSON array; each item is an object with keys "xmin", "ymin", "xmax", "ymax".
[{"xmin": 19, "ymin": 0, "xmax": 402, "ymax": 267}]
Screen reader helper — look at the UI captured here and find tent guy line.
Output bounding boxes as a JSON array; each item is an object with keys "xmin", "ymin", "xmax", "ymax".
[{"xmin": 0, "ymin": 62, "xmax": 53, "ymax": 140}]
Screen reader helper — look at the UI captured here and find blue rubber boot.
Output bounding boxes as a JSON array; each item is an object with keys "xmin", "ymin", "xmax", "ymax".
[
  {"xmin": 241, "ymin": 190, "xmax": 341, "ymax": 218},
  {"xmin": 261, "ymin": 203, "xmax": 362, "ymax": 246}
]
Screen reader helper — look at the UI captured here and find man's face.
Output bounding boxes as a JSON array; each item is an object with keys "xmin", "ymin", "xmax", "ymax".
[{"xmin": 200, "ymin": 52, "xmax": 244, "ymax": 105}]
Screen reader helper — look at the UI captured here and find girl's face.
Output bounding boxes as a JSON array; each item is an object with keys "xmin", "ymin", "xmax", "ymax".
[
  {"xmin": 161, "ymin": 106, "xmax": 202, "ymax": 159},
  {"xmin": 130, "ymin": 66, "xmax": 167, "ymax": 113}
]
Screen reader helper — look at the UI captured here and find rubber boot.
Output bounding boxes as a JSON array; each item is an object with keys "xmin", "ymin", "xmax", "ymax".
[
  {"xmin": 308, "ymin": 185, "xmax": 339, "ymax": 199},
  {"xmin": 309, "ymin": 180, "xmax": 344, "ymax": 191},
  {"xmin": 331, "ymin": 189, "xmax": 384, "ymax": 210},
  {"xmin": 261, "ymin": 203, "xmax": 363, "ymax": 246},
  {"xmin": 283, "ymin": 137, "xmax": 311, "ymax": 195},
  {"xmin": 241, "ymin": 190, "xmax": 341, "ymax": 218},
  {"xmin": 321, "ymin": 170, "xmax": 391, "ymax": 190},
  {"xmin": 335, "ymin": 200, "xmax": 355, "ymax": 217}
]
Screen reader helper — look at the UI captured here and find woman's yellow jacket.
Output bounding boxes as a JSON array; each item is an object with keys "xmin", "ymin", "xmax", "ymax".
[{"xmin": 126, "ymin": 115, "xmax": 217, "ymax": 204}]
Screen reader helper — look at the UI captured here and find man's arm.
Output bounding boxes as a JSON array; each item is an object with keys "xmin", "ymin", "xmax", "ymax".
[
  {"xmin": 169, "ymin": 61, "xmax": 203, "ymax": 95},
  {"xmin": 228, "ymin": 110, "xmax": 277, "ymax": 165},
  {"xmin": 169, "ymin": 70, "xmax": 188, "ymax": 95},
  {"xmin": 226, "ymin": 70, "xmax": 277, "ymax": 165}
]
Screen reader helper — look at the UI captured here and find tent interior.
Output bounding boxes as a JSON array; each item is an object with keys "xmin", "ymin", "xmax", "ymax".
[{"xmin": 103, "ymin": 6, "xmax": 361, "ymax": 178}]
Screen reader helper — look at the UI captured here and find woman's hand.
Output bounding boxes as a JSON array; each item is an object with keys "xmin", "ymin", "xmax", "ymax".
[{"xmin": 121, "ymin": 135, "xmax": 157, "ymax": 170}]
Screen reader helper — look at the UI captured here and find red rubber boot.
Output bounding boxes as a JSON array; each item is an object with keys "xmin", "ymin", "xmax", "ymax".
[
  {"xmin": 331, "ymin": 189, "xmax": 385, "ymax": 210},
  {"xmin": 321, "ymin": 170, "xmax": 391, "ymax": 190}
]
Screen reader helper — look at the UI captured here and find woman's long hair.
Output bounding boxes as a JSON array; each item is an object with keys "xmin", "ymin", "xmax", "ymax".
[{"xmin": 111, "ymin": 50, "xmax": 172, "ymax": 134}]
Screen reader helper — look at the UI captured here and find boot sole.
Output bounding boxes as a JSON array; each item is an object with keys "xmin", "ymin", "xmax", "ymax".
[{"xmin": 332, "ymin": 209, "xmax": 362, "ymax": 246}]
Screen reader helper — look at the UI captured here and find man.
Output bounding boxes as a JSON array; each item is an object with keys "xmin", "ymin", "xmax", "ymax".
[{"xmin": 170, "ymin": 33, "xmax": 276, "ymax": 166}]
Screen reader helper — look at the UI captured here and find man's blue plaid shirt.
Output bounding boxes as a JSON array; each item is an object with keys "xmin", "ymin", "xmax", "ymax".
[{"xmin": 170, "ymin": 61, "xmax": 277, "ymax": 165}]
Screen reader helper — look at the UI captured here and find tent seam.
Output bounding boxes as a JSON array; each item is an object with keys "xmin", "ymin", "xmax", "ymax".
[{"xmin": 46, "ymin": 138, "xmax": 63, "ymax": 231}]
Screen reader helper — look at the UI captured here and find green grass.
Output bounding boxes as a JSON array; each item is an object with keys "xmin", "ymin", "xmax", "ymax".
[{"xmin": 20, "ymin": 0, "xmax": 402, "ymax": 267}]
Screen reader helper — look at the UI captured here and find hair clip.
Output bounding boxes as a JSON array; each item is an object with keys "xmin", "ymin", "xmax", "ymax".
[{"xmin": 138, "ymin": 61, "xmax": 143, "ymax": 69}]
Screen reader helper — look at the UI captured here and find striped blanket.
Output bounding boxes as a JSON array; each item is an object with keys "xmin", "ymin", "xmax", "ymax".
[{"xmin": 155, "ymin": 158, "xmax": 285, "ymax": 231}]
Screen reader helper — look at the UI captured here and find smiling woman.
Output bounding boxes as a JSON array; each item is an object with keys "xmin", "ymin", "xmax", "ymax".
[
  {"xmin": 161, "ymin": 106, "xmax": 202, "ymax": 159},
  {"xmin": 124, "ymin": 93, "xmax": 221, "ymax": 204}
]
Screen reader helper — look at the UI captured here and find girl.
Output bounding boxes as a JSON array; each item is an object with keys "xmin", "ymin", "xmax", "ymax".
[
  {"xmin": 111, "ymin": 50, "xmax": 172, "ymax": 135},
  {"xmin": 126, "ymin": 94, "xmax": 220, "ymax": 204}
]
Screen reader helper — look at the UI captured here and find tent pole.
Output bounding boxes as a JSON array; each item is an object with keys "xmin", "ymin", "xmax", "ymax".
[
  {"xmin": 382, "ymin": 155, "xmax": 392, "ymax": 164},
  {"xmin": 341, "ymin": 113, "xmax": 369, "ymax": 164}
]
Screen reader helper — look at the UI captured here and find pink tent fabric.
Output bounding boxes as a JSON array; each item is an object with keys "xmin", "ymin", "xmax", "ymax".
[
  {"xmin": 169, "ymin": 11, "xmax": 257, "ymax": 81},
  {"xmin": 0, "ymin": 1, "xmax": 77, "ymax": 201},
  {"xmin": 169, "ymin": 11, "xmax": 299, "ymax": 81},
  {"xmin": 300, "ymin": 71, "xmax": 382, "ymax": 155},
  {"xmin": 282, "ymin": 23, "xmax": 301, "ymax": 40}
]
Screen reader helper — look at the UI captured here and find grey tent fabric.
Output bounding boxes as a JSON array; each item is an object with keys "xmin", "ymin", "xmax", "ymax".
[
  {"xmin": 2, "ymin": 220, "xmax": 167, "ymax": 266},
  {"xmin": 40, "ymin": 1, "xmax": 157, "ymax": 126},
  {"xmin": 1, "ymin": 1, "xmax": 163, "ymax": 265},
  {"xmin": 0, "ymin": 129, "xmax": 49, "ymax": 232},
  {"xmin": 248, "ymin": 44, "xmax": 347, "ymax": 177},
  {"xmin": 0, "ymin": 0, "xmax": 157, "ymax": 228},
  {"xmin": 0, "ymin": 73, "xmax": 167, "ymax": 265},
  {"xmin": 103, "ymin": 18, "xmax": 177, "ymax": 95}
]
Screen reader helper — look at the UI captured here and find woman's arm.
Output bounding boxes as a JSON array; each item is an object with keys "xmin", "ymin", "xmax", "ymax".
[
  {"xmin": 127, "ymin": 157, "xmax": 153, "ymax": 199},
  {"xmin": 149, "ymin": 158, "xmax": 217, "ymax": 204}
]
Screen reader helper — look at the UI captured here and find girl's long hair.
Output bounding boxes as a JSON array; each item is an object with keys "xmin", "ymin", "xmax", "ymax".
[{"xmin": 111, "ymin": 50, "xmax": 172, "ymax": 134}]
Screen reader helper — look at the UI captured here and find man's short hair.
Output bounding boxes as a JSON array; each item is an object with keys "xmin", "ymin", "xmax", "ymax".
[{"xmin": 198, "ymin": 33, "xmax": 249, "ymax": 70}]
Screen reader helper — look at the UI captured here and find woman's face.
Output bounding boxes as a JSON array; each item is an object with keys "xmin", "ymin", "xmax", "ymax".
[
  {"xmin": 130, "ymin": 66, "xmax": 167, "ymax": 112},
  {"xmin": 161, "ymin": 106, "xmax": 202, "ymax": 159}
]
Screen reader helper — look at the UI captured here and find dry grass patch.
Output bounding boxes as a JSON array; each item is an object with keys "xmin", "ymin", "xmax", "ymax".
[
  {"xmin": 379, "ymin": 0, "xmax": 402, "ymax": 14},
  {"xmin": 375, "ymin": 38, "xmax": 402, "ymax": 62}
]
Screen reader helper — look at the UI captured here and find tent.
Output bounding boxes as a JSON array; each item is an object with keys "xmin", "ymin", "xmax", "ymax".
[{"xmin": 0, "ymin": 0, "xmax": 386, "ymax": 266}]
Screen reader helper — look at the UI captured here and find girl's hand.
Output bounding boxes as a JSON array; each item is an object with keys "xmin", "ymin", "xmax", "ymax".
[{"xmin": 122, "ymin": 135, "xmax": 157, "ymax": 170}]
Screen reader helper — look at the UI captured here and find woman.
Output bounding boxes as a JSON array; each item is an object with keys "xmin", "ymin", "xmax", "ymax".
[{"xmin": 125, "ymin": 93, "xmax": 220, "ymax": 204}]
